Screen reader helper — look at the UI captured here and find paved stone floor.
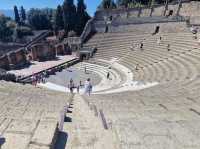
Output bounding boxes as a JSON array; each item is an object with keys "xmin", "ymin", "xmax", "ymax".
[
  {"xmin": 9, "ymin": 55, "xmax": 77, "ymax": 77},
  {"xmin": 47, "ymin": 65, "xmax": 101, "ymax": 87},
  {"xmin": 55, "ymin": 94, "xmax": 118, "ymax": 149},
  {"xmin": 0, "ymin": 81, "xmax": 71, "ymax": 149}
]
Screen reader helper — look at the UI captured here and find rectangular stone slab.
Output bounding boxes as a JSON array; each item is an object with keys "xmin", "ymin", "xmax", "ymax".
[
  {"xmin": 5, "ymin": 120, "xmax": 37, "ymax": 134},
  {"xmin": 1, "ymin": 133, "xmax": 31, "ymax": 149},
  {"xmin": 28, "ymin": 144, "xmax": 49, "ymax": 149},
  {"xmin": 30, "ymin": 121, "xmax": 58, "ymax": 147}
]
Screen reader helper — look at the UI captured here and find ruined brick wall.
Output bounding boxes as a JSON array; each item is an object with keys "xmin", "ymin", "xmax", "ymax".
[
  {"xmin": 30, "ymin": 43, "xmax": 56, "ymax": 61},
  {"xmin": 0, "ymin": 55, "xmax": 10, "ymax": 70},
  {"xmin": 15, "ymin": 50, "xmax": 27, "ymax": 65}
]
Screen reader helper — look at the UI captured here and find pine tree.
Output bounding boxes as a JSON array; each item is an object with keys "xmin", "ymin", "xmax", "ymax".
[
  {"xmin": 20, "ymin": 6, "xmax": 26, "ymax": 22},
  {"xmin": 55, "ymin": 5, "xmax": 64, "ymax": 30},
  {"xmin": 62, "ymin": 0, "xmax": 77, "ymax": 34},
  {"xmin": 76, "ymin": 0, "xmax": 90, "ymax": 35},
  {"xmin": 100, "ymin": 0, "xmax": 116, "ymax": 9},
  {"xmin": 14, "ymin": 6, "xmax": 20, "ymax": 24}
]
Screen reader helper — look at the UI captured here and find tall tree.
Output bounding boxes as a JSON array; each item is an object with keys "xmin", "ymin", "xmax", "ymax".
[
  {"xmin": 62, "ymin": 0, "xmax": 77, "ymax": 34},
  {"xmin": 14, "ymin": 6, "xmax": 20, "ymax": 24},
  {"xmin": 20, "ymin": 6, "xmax": 26, "ymax": 22},
  {"xmin": 55, "ymin": 5, "xmax": 64, "ymax": 31},
  {"xmin": 100, "ymin": 0, "xmax": 116, "ymax": 9},
  {"xmin": 27, "ymin": 8, "xmax": 52, "ymax": 30},
  {"xmin": 76, "ymin": 0, "xmax": 90, "ymax": 35},
  {"xmin": 117, "ymin": 0, "xmax": 131, "ymax": 8},
  {"xmin": 0, "ymin": 16, "xmax": 13, "ymax": 42}
]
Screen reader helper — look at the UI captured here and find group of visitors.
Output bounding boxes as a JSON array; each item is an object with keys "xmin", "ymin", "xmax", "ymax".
[
  {"xmin": 68, "ymin": 78, "xmax": 92, "ymax": 96},
  {"xmin": 29, "ymin": 64, "xmax": 69, "ymax": 86},
  {"xmin": 31, "ymin": 72, "xmax": 46, "ymax": 86}
]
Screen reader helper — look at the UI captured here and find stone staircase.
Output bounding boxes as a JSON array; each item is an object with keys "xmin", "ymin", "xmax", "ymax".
[
  {"xmin": 0, "ymin": 81, "xmax": 72, "ymax": 149},
  {"xmin": 57, "ymin": 94, "xmax": 119, "ymax": 149}
]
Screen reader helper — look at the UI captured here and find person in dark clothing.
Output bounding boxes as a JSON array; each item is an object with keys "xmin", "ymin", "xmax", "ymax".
[
  {"xmin": 140, "ymin": 42, "xmax": 143, "ymax": 50},
  {"xmin": 107, "ymin": 72, "xmax": 110, "ymax": 79},
  {"xmin": 167, "ymin": 44, "xmax": 170, "ymax": 51},
  {"xmin": 69, "ymin": 79, "xmax": 74, "ymax": 93}
]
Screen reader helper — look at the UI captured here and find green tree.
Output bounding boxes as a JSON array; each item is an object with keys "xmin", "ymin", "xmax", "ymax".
[
  {"xmin": 76, "ymin": 0, "xmax": 90, "ymax": 35},
  {"xmin": 62, "ymin": 0, "xmax": 77, "ymax": 34},
  {"xmin": 14, "ymin": 6, "xmax": 20, "ymax": 24},
  {"xmin": 0, "ymin": 16, "xmax": 13, "ymax": 42},
  {"xmin": 20, "ymin": 6, "xmax": 26, "ymax": 22},
  {"xmin": 55, "ymin": 5, "xmax": 64, "ymax": 31},
  {"xmin": 27, "ymin": 8, "xmax": 52, "ymax": 30},
  {"xmin": 99, "ymin": 0, "xmax": 116, "ymax": 9}
]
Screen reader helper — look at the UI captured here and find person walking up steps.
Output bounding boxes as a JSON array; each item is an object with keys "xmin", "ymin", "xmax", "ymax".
[
  {"xmin": 69, "ymin": 79, "xmax": 74, "ymax": 94},
  {"xmin": 140, "ymin": 42, "xmax": 143, "ymax": 50},
  {"xmin": 157, "ymin": 36, "xmax": 162, "ymax": 45},
  {"xmin": 84, "ymin": 78, "xmax": 92, "ymax": 96}
]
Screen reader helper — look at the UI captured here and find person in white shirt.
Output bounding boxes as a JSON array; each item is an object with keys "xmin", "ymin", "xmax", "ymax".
[{"xmin": 84, "ymin": 78, "xmax": 92, "ymax": 96}]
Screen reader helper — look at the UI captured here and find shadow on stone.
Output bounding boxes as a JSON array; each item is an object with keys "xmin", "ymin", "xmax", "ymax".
[
  {"xmin": 65, "ymin": 116, "xmax": 72, "ymax": 122},
  {"xmin": 55, "ymin": 131, "xmax": 68, "ymax": 149},
  {"xmin": 67, "ymin": 109, "xmax": 72, "ymax": 113}
]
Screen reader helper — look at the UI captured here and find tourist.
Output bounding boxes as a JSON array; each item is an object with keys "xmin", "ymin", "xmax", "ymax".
[
  {"xmin": 190, "ymin": 25, "xmax": 197, "ymax": 34},
  {"xmin": 107, "ymin": 72, "xmax": 110, "ymax": 79},
  {"xmin": 193, "ymin": 34, "xmax": 197, "ymax": 40},
  {"xmin": 69, "ymin": 79, "xmax": 74, "ymax": 94},
  {"xmin": 80, "ymin": 80, "xmax": 82, "ymax": 87},
  {"xmin": 140, "ymin": 42, "xmax": 143, "ymax": 50},
  {"xmin": 167, "ymin": 44, "xmax": 170, "ymax": 51},
  {"xmin": 157, "ymin": 36, "xmax": 162, "ymax": 45},
  {"xmin": 135, "ymin": 64, "xmax": 139, "ymax": 70},
  {"xmin": 84, "ymin": 78, "xmax": 92, "ymax": 96}
]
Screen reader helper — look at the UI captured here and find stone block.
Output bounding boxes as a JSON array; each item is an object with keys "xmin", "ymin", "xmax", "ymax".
[
  {"xmin": 28, "ymin": 144, "xmax": 49, "ymax": 149},
  {"xmin": 30, "ymin": 121, "xmax": 58, "ymax": 147},
  {"xmin": 1, "ymin": 133, "xmax": 31, "ymax": 149},
  {"xmin": 5, "ymin": 120, "xmax": 37, "ymax": 134}
]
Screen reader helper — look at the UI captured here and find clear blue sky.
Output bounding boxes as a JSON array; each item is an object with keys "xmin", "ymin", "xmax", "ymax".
[{"xmin": 0, "ymin": 0, "xmax": 101, "ymax": 16}]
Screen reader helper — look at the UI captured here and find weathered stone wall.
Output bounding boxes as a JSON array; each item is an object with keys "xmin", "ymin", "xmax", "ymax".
[
  {"xmin": 94, "ymin": 1, "xmax": 200, "ymax": 21},
  {"xmin": 8, "ymin": 49, "xmax": 27, "ymax": 69},
  {"xmin": 94, "ymin": 20, "xmax": 187, "ymax": 33},
  {"xmin": 112, "ymin": 21, "xmax": 187, "ymax": 33},
  {"xmin": 0, "ymin": 49, "xmax": 27, "ymax": 70},
  {"xmin": 30, "ymin": 43, "xmax": 56, "ymax": 61}
]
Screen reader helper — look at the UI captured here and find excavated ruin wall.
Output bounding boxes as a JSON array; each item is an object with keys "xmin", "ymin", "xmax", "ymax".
[{"xmin": 94, "ymin": 1, "xmax": 200, "ymax": 20}]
